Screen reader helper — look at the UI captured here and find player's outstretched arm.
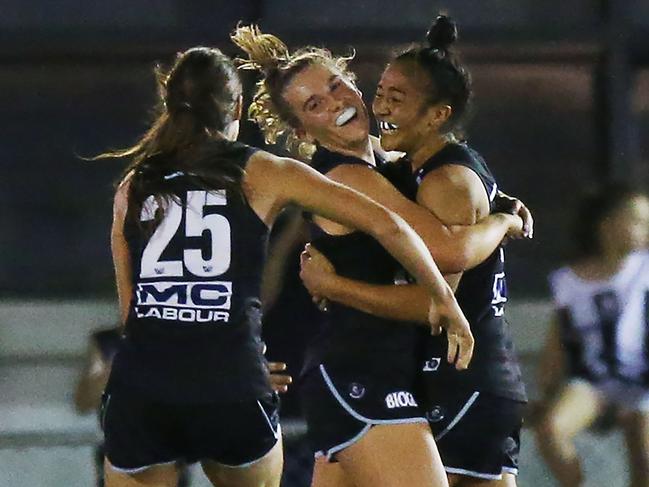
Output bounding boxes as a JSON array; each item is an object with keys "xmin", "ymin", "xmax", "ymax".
[
  {"xmin": 245, "ymin": 151, "xmax": 448, "ymax": 299},
  {"xmin": 244, "ymin": 151, "xmax": 474, "ymax": 369}
]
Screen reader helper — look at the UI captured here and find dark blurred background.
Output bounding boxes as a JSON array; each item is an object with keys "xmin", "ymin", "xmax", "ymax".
[
  {"xmin": 2, "ymin": 0, "xmax": 648, "ymax": 299},
  {"xmin": 1, "ymin": 2, "xmax": 649, "ymax": 485}
]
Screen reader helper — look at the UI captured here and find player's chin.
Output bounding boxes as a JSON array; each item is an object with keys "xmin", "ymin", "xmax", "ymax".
[{"xmin": 338, "ymin": 127, "xmax": 368, "ymax": 148}]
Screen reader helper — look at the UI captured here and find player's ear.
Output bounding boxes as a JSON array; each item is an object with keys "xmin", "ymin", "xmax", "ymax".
[
  {"xmin": 426, "ymin": 103, "xmax": 452, "ymax": 130},
  {"xmin": 234, "ymin": 95, "xmax": 243, "ymax": 121}
]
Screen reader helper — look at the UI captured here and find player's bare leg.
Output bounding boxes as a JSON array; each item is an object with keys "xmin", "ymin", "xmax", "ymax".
[
  {"xmin": 311, "ymin": 458, "xmax": 357, "ymax": 487},
  {"xmin": 534, "ymin": 381, "xmax": 603, "ymax": 487},
  {"xmin": 200, "ymin": 436, "xmax": 283, "ymax": 487},
  {"xmin": 335, "ymin": 422, "xmax": 448, "ymax": 487},
  {"xmin": 104, "ymin": 459, "xmax": 178, "ymax": 487}
]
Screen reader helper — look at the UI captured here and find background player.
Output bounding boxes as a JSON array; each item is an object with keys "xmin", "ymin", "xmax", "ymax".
[{"xmin": 535, "ymin": 185, "xmax": 649, "ymax": 487}]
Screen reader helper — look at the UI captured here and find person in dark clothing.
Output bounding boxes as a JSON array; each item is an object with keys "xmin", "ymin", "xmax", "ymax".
[
  {"xmin": 298, "ymin": 16, "xmax": 531, "ymax": 487},
  {"xmin": 96, "ymin": 45, "xmax": 473, "ymax": 487},
  {"xmin": 232, "ymin": 24, "xmax": 527, "ymax": 487}
]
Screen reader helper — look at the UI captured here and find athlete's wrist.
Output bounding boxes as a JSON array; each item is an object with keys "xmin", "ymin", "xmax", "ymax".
[{"xmin": 319, "ymin": 273, "xmax": 350, "ymax": 302}]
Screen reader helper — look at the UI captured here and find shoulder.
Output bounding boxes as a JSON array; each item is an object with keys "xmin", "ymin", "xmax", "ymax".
[
  {"xmin": 245, "ymin": 150, "xmax": 304, "ymax": 177},
  {"xmin": 548, "ymin": 266, "xmax": 577, "ymax": 304},
  {"xmin": 630, "ymin": 249, "xmax": 649, "ymax": 265},
  {"xmin": 418, "ymin": 142, "xmax": 486, "ymax": 190},
  {"xmin": 421, "ymin": 163, "xmax": 484, "ymax": 191},
  {"xmin": 417, "ymin": 164, "xmax": 489, "ymax": 224},
  {"xmin": 243, "ymin": 150, "xmax": 327, "ymax": 201},
  {"xmin": 627, "ymin": 250, "xmax": 649, "ymax": 282},
  {"xmin": 548, "ymin": 266, "xmax": 571, "ymax": 286}
]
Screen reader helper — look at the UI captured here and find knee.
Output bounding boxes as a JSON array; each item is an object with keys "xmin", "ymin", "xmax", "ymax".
[{"xmin": 536, "ymin": 413, "xmax": 569, "ymax": 444}]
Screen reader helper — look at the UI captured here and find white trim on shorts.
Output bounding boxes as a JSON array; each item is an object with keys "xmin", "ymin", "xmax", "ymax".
[
  {"xmin": 257, "ymin": 399, "xmax": 280, "ymax": 440},
  {"xmin": 445, "ymin": 465, "xmax": 518, "ymax": 480},
  {"xmin": 108, "ymin": 400, "xmax": 282, "ymax": 473},
  {"xmin": 318, "ymin": 364, "xmax": 428, "ymax": 425},
  {"xmin": 108, "ymin": 460, "xmax": 177, "ymax": 475},
  {"xmin": 434, "ymin": 391, "xmax": 480, "ymax": 441},
  {"xmin": 109, "ymin": 433, "xmax": 284, "ymax": 474},
  {"xmin": 315, "ymin": 424, "xmax": 372, "ymax": 461}
]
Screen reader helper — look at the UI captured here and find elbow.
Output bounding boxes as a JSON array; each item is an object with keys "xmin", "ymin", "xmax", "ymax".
[
  {"xmin": 453, "ymin": 248, "xmax": 473, "ymax": 272},
  {"xmin": 435, "ymin": 249, "xmax": 471, "ymax": 274}
]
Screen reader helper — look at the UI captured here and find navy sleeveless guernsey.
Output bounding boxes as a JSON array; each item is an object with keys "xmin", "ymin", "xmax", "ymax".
[
  {"xmin": 108, "ymin": 142, "xmax": 272, "ymax": 402},
  {"xmin": 413, "ymin": 142, "xmax": 527, "ymax": 402},
  {"xmin": 301, "ymin": 147, "xmax": 419, "ymax": 379}
]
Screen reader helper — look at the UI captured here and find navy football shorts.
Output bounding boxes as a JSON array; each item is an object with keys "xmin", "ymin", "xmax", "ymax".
[
  {"xmin": 101, "ymin": 389, "xmax": 280, "ymax": 473},
  {"xmin": 424, "ymin": 390, "xmax": 524, "ymax": 480},
  {"xmin": 300, "ymin": 364, "xmax": 427, "ymax": 461}
]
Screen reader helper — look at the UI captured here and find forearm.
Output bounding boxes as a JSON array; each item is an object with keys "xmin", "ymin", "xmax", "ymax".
[
  {"xmin": 322, "ymin": 276, "xmax": 430, "ymax": 323},
  {"xmin": 446, "ymin": 213, "xmax": 511, "ymax": 270},
  {"xmin": 394, "ymin": 209, "xmax": 508, "ymax": 273},
  {"xmin": 111, "ymin": 180, "xmax": 133, "ymax": 327},
  {"xmin": 373, "ymin": 213, "xmax": 455, "ymax": 304},
  {"xmin": 111, "ymin": 230, "xmax": 133, "ymax": 326},
  {"xmin": 112, "ymin": 254, "xmax": 133, "ymax": 325},
  {"xmin": 74, "ymin": 374, "xmax": 108, "ymax": 413}
]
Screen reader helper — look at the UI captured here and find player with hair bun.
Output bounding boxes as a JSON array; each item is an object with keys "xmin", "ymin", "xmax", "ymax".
[{"xmin": 299, "ymin": 16, "xmax": 529, "ymax": 487}]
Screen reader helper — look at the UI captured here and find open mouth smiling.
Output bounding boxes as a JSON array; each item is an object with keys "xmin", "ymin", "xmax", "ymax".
[
  {"xmin": 378, "ymin": 120, "xmax": 399, "ymax": 133},
  {"xmin": 335, "ymin": 106, "xmax": 359, "ymax": 127}
]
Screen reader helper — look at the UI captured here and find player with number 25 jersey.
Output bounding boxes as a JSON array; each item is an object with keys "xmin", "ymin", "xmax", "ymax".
[{"xmin": 110, "ymin": 144, "xmax": 272, "ymax": 403}]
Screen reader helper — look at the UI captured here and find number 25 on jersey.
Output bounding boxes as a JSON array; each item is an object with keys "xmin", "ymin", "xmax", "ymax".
[{"xmin": 139, "ymin": 190, "xmax": 231, "ymax": 278}]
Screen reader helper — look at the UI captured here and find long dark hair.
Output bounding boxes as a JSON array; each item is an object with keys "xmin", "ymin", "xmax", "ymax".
[
  {"xmin": 572, "ymin": 183, "xmax": 645, "ymax": 259},
  {"xmin": 95, "ymin": 46, "xmax": 244, "ymax": 222},
  {"xmin": 394, "ymin": 15, "xmax": 472, "ymax": 137}
]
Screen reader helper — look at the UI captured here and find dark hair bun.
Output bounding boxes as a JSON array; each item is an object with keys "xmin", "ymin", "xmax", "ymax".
[{"xmin": 426, "ymin": 15, "xmax": 458, "ymax": 51}]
